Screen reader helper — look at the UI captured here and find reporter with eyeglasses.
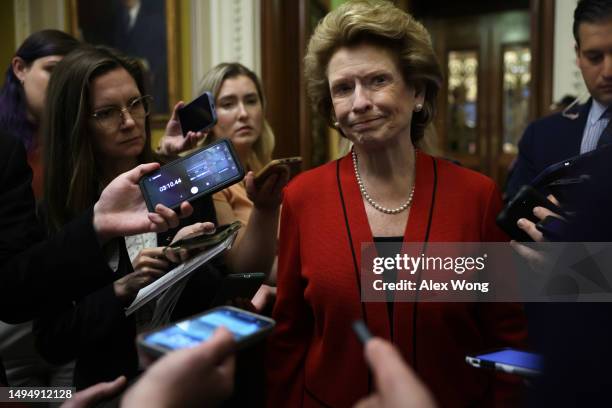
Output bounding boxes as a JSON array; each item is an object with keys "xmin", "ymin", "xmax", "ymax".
[{"xmin": 30, "ymin": 45, "xmax": 227, "ymax": 390}]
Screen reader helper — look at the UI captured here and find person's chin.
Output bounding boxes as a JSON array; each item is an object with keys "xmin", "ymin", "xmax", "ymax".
[
  {"xmin": 595, "ymin": 91, "xmax": 612, "ymax": 106},
  {"xmin": 231, "ymin": 132, "xmax": 258, "ymax": 145},
  {"xmin": 123, "ymin": 139, "xmax": 146, "ymax": 155}
]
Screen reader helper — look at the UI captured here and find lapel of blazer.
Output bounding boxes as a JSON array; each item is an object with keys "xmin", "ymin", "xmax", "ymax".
[
  {"xmin": 394, "ymin": 152, "xmax": 436, "ymax": 365},
  {"xmin": 338, "ymin": 155, "xmax": 391, "ymax": 341},
  {"xmin": 337, "ymin": 152, "xmax": 436, "ymax": 354},
  {"xmin": 566, "ymin": 99, "xmax": 592, "ymax": 152}
]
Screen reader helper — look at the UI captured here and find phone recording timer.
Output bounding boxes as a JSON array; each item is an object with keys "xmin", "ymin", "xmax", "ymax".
[{"xmin": 140, "ymin": 139, "xmax": 245, "ymax": 211}]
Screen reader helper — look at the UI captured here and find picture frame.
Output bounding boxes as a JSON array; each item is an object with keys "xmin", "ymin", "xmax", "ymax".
[{"xmin": 68, "ymin": 0, "xmax": 181, "ymax": 126}]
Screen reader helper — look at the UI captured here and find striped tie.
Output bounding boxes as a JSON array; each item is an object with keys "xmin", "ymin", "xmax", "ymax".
[{"xmin": 596, "ymin": 107, "xmax": 612, "ymax": 147}]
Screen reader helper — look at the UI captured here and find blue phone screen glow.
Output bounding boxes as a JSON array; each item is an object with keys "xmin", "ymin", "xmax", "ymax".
[
  {"xmin": 477, "ymin": 350, "xmax": 542, "ymax": 370},
  {"xmin": 145, "ymin": 308, "xmax": 272, "ymax": 351}
]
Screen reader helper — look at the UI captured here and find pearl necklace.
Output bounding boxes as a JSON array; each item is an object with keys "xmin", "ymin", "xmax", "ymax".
[{"xmin": 351, "ymin": 149, "xmax": 415, "ymax": 215}]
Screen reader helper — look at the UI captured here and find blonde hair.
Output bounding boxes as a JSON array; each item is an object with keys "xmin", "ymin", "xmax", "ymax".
[
  {"xmin": 198, "ymin": 62, "xmax": 274, "ymax": 172},
  {"xmin": 304, "ymin": 0, "xmax": 442, "ymax": 147}
]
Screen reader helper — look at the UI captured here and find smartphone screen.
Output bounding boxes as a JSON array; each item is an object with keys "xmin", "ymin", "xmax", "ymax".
[
  {"xmin": 141, "ymin": 307, "xmax": 275, "ymax": 352},
  {"xmin": 475, "ymin": 349, "xmax": 542, "ymax": 372},
  {"xmin": 140, "ymin": 139, "xmax": 244, "ymax": 211},
  {"xmin": 177, "ymin": 92, "xmax": 217, "ymax": 135}
]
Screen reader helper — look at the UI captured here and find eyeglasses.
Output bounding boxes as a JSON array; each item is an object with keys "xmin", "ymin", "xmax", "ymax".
[{"xmin": 91, "ymin": 95, "xmax": 152, "ymax": 130}]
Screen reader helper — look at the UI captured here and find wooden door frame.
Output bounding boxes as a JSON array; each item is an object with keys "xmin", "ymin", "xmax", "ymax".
[{"xmin": 529, "ymin": 0, "xmax": 555, "ymax": 120}]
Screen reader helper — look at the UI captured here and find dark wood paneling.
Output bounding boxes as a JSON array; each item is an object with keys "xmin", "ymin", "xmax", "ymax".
[
  {"xmin": 261, "ymin": 0, "xmax": 330, "ymax": 170},
  {"xmin": 530, "ymin": 0, "xmax": 555, "ymax": 119},
  {"xmin": 261, "ymin": 0, "xmax": 303, "ymax": 162}
]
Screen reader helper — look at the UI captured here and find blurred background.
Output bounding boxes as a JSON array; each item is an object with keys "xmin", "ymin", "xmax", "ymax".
[{"xmin": 0, "ymin": 0, "xmax": 584, "ymax": 188}]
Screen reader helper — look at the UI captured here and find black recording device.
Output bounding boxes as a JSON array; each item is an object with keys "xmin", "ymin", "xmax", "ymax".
[
  {"xmin": 139, "ymin": 139, "xmax": 245, "ymax": 211},
  {"xmin": 211, "ymin": 273, "xmax": 266, "ymax": 307},
  {"xmin": 177, "ymin": 91, "xmax": 217, "ymax": 136},
  {"xmin": 497, "ymin": 185, "xmax": 565, "ymax": 242}
]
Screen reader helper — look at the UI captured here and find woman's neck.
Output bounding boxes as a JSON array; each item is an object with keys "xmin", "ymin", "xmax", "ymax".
[{"xmin": 353, "ymin": 136, "xmax": 416, "ymax": 183}]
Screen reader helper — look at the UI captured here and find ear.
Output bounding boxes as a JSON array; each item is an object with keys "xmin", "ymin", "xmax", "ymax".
[
  {"xmin": 330, "ymin": 109, "xmax": 338, "ymax": 126},
  {"xmin": 575, "ymin": 43, "xmax": 581, "ymax": 66},
  {"xmin": 11, "ymin": 57, "xmax": 29, "ymax": 83},
  {"xmin": 414, "ymin": 83, "xmax": 426, "ymax": 106}
]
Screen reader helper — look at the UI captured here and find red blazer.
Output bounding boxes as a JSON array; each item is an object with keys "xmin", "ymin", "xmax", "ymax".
[{"xmin": 267, "ymin": 152, "xmax": 527, "ymax": 408}]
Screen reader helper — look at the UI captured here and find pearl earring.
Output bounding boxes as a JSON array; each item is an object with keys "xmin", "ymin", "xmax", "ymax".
[
  {"xmin": 414, "ymin": 103, "xmax": 423, "ymax": 112},
  {"xmin": 334, "ymin": 121, "xmax": 340, "ymax": 128}
]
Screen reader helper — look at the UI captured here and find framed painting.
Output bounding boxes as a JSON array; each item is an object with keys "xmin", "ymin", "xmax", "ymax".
[{"xmin": 69, "ymin": 0, "xmax": 180, "ymax": 125}]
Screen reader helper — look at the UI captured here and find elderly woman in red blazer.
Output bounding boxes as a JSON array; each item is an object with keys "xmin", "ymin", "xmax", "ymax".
[{"xmin": 266, "ymin": 1, "xmax": 527, "ymax": 407}]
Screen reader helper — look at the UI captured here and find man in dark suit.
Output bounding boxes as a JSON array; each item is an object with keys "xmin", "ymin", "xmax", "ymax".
[
  {"xmin": 507, "ymin": 2, "xmax": 612, "ymax": 406},
  {"xmin": 506, "ymin": 0, "xmax": 612, "ymax": 199}
]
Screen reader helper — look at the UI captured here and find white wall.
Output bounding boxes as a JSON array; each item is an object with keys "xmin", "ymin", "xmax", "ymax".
[
  {"xmin": 553, "ymin": 0, "xmax": 588, "ymax": 103},
  {"xmin": 14, "ymin": 0, "xmax": 65, "ymax": 48},
  {"xmin": 190, "ymin": 0, "xmax": 261, "ymax": 96}
]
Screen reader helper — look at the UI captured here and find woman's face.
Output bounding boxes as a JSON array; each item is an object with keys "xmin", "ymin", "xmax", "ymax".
[
  {"xmin": 327, "ymin": 44, "xmax": 424, "ymax": 148},
  {"xmin": 212, "ymin": 75, "xmax": 263, "ymax": 151},
  {"xmin": 88, "ymin": 67, "xmax": 146, "ymax": 166},
  {"xmin": 13, "ymin": 55, "xmax": 63, "ymax": 123}
]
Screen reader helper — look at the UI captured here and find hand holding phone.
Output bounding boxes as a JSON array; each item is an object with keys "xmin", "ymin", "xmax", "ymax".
[
  {"xmin": 497, "ymin": 185, "xmax": 565, "ymax": 242},
  {"xmin": 177, "ymin": 92, "xmax": 217, "ymax": 136},
  {"xmin": 125, "ymin": 328, "xmax": 235, "ymax": 408},
  {"xmin": 253, "ymin": 157, "xmax": 302, "ymax": 189},
  {"xmin": 138, "ymin": 306, "xmax": 275, "ymax": 358},
  {"xmin": 169, "ymin": 221, "xmax": 242, "ymax": 252}
]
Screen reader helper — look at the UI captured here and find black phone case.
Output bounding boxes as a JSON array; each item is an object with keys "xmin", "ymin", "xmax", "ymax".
[
  {"xmin": 139, "ymin": 139, "xmax": 245, "ymax": 211},
  {"xmin": 496, "ymin": 185, "xmax": 564, "ymax": 242},
  {"xmin": 211, "ymin": 273, "xmax": 266, "ymax": 307},
  {"xmin": 177, "ymin": 92, "xmax": 217, "ymax": 135}
]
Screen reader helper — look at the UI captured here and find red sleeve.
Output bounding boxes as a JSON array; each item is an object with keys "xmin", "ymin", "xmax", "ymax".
[
  {"xmin": 480, "ymin": 180, "xmax": 528, "ymax": 406},
  {"xmin": 266, "ymin": 192, "xmax": 313, "ymax": 407}
]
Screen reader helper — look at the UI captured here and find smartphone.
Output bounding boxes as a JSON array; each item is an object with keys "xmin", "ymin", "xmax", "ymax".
[
  {"xmin": 140, "ymin": 139, "xmax": 245, "ymax": 211},
  {"xmin": 254, "ymin": 157, "xmax": 302, "ymax": 188},
  {"xmin": 496, "ymin": 185, "xmax": 565, "ymax": 242},
  {"xmin": 177, "ymin": 92, "xmax": 217, "ymax": 136},
  {"xmin": 169, "ymin": 221, "xmax": 242, "ymax": 251},
  {"xmin": 466, "ymin": 348, "xmax": 542, "ymax": 377},
  {"xmin": 211, "ymin": 273, "xmax": 266, "ymax": 307},
  {"xmin": 138, "ymin": 306, "xmax": 275, "ymax": 357}
]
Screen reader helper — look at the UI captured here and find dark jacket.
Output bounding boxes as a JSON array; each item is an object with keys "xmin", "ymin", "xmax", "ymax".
[
  {"xmin": 0, "ymin": 131, "xmax": 111, "ymax": 324},
  {"xmin": 505, "ymin": 101, "xmax": 591, "ymax": 199},
  {"xmin": 32, "ymin": 197, "xmax": 225, "ymax": 389}
]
